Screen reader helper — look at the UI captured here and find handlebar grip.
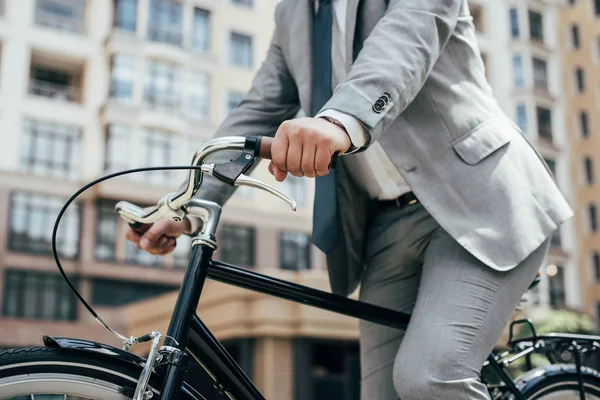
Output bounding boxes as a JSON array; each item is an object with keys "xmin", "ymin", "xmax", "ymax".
[
  {"xmin": 258, "ymin": 136, "xmax": 273, "ymax": 159},
  {"xmin": 257, "ymin": 136, "xmax": 339, "ymax": 169}
]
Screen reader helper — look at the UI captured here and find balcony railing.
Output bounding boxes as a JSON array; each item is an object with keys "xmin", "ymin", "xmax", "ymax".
[
  {"xmin": 35, "ymin": 9, "xmax": 85, "ymax": 34},
  {"xmin": 29, "ymin": 80, "xmax": 81, "ymax": 103},
  {"xmin": 143, "ymin": 93, "xmax": 180, "ymax": 114},
  {"xmin": 148, "ymin": 27, "xmax": 182, "ymax": 47},
  {"xmin": 538, "ymin": 125, "xmax": 553, "ymax": 142}
]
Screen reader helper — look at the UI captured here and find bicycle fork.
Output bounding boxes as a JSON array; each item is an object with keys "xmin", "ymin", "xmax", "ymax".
[{"xmin": 159, "ymin": 242, "xmax": 215, "ymax": 399}]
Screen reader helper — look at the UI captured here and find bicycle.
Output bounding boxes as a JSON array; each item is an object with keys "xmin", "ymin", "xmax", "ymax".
[{"xmin": 0, "ymin": 135, "xmax": 599, "ymax": 400}]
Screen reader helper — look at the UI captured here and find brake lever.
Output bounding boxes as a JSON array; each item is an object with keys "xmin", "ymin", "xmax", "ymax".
[{"xmin": 235, "ymin": 174, "xmax": 297, "ymax": 211}]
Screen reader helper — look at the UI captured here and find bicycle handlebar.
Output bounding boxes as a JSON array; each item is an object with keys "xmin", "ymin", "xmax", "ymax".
[{"xmin": 115, "ymin": 136, "xmax": 295, "ymax": 232}]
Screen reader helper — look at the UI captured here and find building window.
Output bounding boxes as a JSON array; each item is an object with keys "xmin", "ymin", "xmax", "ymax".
[
  {"xmin": 148, "ymin": 0, "xmax": 182, "ymax": 46},
  {"xmin": 279, "ymin": 175, "xmax": 306, "ymax": 207},
  {"xmin": 125, "ymin": 240, "xmax": 163, "ymax": 267},
  {"xmin": 144, "ymin": 59, "xmax": 181, "ymax": 112},
  {"xmin": 91, "ymin": 279, "xmax": 177, "ymax": 306},
  {"xmin": 571, "ymin": 24, "xmax": 580, "ymax": 49},
  {"xmin": 280, "ymin": 232, "xmax": 311, "ymax": 270},
  {"xmin": 544, "ymin": 158, "xmax": 556, "ymax": 177},
  {"xmin": 230, "ymin": 32, "xmax": 253, "ymax": 69},
  {"xmin": 105, "ymin": 124, "xmax": 131, "ymax": 173},
  {"xmin": 35, "ymin": 0, "xmax": 86, "ymax": 34},
  {"xmin": 140, "ymin": 129, "xmax": 172, "ymax": 185},
  {"xmin": 173, "ymin": 234, "xmax": 192, "ymax": 269},
  {"xmin": 580, "ymin": 111, "xmax": 589, "ymax": 138},
  {"xmin": 232, "ymin": 0, "xmax": 253, "ymax": 7},
  {"xmin": 536, "ymin": 107, "xmax": 552, "ymax": 142},
  {"xmin": 110, "ymin": 54, "xmax": 134, "ymax": 103},
  {"xmin": 509, "ymin": 8, "xmax": 519, "ymax": 38},
  {"xmin": 516, "ymin": 104, "xmax": 527, "ymax": 132},
  {"xmin": 189, "ymin": 71, "xmax": 210, "ymax": 118},
  {"xmin": 219, "ymin": 224, "xmax": 255, "ymax": 267},
  {"xmin": 584, "ymin": 157, "xmax": 595, "ymax": 185},
  {"xmin": 470, "ymin": 4, "xmax": 484, "ymax": 33},
  {"xmin": 9, "ymin": 192, "xmax": 80, "ymax": 259},
  {"xmin": 20, "ymin": 119, "xmax": 80, "ymax": 180},
  {"xmin": 192, "ymin": 8, "xmax": 210, "ymax": 52},
  {"xmin": 29, "ymin": 66, "xmax": 79, "ymax": 102},
  {"xmin": 95, "ymin": 200, "xmax": 117, "ymax": 261},
  {"xmin": 512, "ymin": 55, "xmax": 524, "ymax": 88},
  {"xmin": 227, "ymin": 91, "xmax": 245, "ymax": 113},
  {"xmin": 590, "ymin": 203, "xmax": 598, "ymax": 233},
  {"xmin": 548, "ymin": 265, "xmax": 566, "ymax": 309},
  {"xmin": 295, "ymin": 340, "xmax": 360, "ymax": 400},
  {"xmin": 3, "ymin": 270, "xmax": 77, "ymax": 321},
  {"xmin": 593, "ymin": 252, "xmax": 600, "ymax": 281},
  {"xmin": 113, "ymin": 0, "xmax": 137, "ymax": 32},
  {"xmin": 532, "ymin": 58, "xmax": 548, "ymax": 90},
  {"xmin": 528, "ymin": 10, "xmax": 543, "ymax": 42},
  {"xmin": 575, "ymin": 67, "xmax": 585, "ymax": 93}
]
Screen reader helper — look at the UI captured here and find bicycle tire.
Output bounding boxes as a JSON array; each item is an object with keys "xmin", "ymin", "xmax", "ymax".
[
  {"xmin": 0, "ymin": 346, "xmax": 206, "ymax": 399},
  {"xmin": 502, "ymin": 364, "xmax": 600, "ymax": 399}
]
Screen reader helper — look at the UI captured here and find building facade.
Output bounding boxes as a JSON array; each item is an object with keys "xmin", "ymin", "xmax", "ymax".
[
  {"xmin": 470, "ymin": 0, "xmax": 580, "ymax": 317},
  {"xmin": 0, "ymin": 0, "xmax": 583, "ymax": 399},
  {"xmin": 0, "ymin": 0, "xmax": 297, "ymax": 351},
  {"xmin": 559, "ymin": 0, "xmax": 600, "ymax": 326}
]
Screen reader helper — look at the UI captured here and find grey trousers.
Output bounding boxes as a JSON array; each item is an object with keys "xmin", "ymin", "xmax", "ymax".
[{"xmin": 359, "ymin": 202, "xmax": 550, "ymax": 400}]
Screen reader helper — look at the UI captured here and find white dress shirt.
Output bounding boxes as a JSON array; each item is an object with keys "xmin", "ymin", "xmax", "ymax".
[{"xmin": 315, "ymin": 0, "xmax": 411, "ymax": 200}]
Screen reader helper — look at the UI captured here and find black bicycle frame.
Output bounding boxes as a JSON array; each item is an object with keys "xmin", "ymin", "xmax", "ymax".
[{"xmin": 158, "ymin": 243, "xmax": 525, "ymax": 400}]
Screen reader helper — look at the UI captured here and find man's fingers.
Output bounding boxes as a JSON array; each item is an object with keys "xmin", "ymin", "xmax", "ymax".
[
  {"xmin": 140, "ymin": 223, "xmax": 165, "ymax": 250},
  {"xmin": 287, "ymin": 139, "xmax": 303, "ymax": 177},
  {"xmin": 301, "ymin": 143, "xmax": 317, "ymax": 178},
  {"xmin": 269, "ymin": 162, "xmax": 288, "ymax": 182},
  {"xmin": 125, "ymin": 229, "xmax": 141, "ymax": 245},
  {"xmin": 315, "ymin": 145, "xmax": 332, "ymax": 176},
  {"xmin": 271, "ymin": 125, "xmax": 289, "ymax": 173}
]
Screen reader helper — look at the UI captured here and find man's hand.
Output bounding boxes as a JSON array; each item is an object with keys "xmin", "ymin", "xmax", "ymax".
[
  {"xmin": 269, "ymin": 117, "xmax": 351, "ymax": 182},
  {"xmin": 125, "ymin": 219, "xmax": 190, "ymax": 256}
]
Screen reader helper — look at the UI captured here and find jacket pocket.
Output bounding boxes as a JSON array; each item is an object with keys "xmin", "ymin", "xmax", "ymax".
[{"xmin": 452, "ymin": 119, "xmax": 512, "ymax": 165}]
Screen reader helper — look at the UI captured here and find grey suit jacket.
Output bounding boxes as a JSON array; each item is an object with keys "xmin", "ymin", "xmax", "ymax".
[{"xmin": 197, "ymin": 0, "xmax": 573, "ymax": 296}]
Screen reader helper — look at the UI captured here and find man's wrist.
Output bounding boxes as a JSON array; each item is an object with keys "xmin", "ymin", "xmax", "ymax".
[
  {"xmin": 316, "ymin": 109, "xmax": 368, "ymax": 153},
  {"xmin": 319, "ymin": 116, "xmax": 358, "ymax": 154}
]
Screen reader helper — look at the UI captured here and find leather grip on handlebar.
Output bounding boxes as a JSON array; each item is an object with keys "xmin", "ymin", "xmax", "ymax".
[{"xmin": 257, "ymin": 136, "xmax": 339, "ymax": 169}]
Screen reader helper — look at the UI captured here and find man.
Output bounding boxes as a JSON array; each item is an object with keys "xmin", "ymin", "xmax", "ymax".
[{"xmin": 126, "ymin": 0, "xmax": 573, "ymax": 398}]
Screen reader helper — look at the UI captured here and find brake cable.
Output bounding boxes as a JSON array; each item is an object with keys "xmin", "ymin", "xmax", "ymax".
[{"xmin": 51, "ymin": 165, "xmax": 205, "ymax": 345}]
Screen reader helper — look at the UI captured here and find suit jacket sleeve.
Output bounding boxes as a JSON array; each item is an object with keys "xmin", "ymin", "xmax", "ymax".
[
  {"xmin": 321, "ymin": 0, "xmax": 463, "ymax": 144},
  {"xmin": 193, "ymin": 4, "xmax": 301, "ymax": 206}
]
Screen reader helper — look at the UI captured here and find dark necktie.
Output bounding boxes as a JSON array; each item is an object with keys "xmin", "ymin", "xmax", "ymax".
[{"xmin": 311, "ymin": 0, "xmax": 338, "ymax": 254}]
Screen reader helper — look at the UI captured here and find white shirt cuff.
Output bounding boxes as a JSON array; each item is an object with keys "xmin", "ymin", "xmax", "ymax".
[{"xmin": 317, "ymin": 109, "xmax": 368, "ymax": 149}]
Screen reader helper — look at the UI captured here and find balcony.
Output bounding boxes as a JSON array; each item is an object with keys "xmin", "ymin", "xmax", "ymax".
[
  {"xmin": 28, "ymin": 52, "xmax": 84, "ymax": 104},
  {"xmin": 29, "ymin": 79, "xmax": 80, "ymax": 102},
  {"xmin": 35, "ymin": 0, "xmax": 86, "ymax": 34},
  {"xmin": 148, "ymin": 26, "xmax": 183, "ymax": 47}
]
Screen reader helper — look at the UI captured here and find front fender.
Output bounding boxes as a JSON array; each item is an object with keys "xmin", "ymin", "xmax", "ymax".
[
  {"xmin": 43, "ymin": 335, "xmax": 147, "ymax": 369},
  {"xmin": 43, "ymin": 336, "xmax": 207, "ymax": 400}
]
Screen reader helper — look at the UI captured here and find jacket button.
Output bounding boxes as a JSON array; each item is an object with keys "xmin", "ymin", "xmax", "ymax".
[
  {"xmin": 382, "ymin": 92, "xmax": 391, "ymax": 102},
  {"xmin": 373, "ymin": 101, "xmax": 385, "ymax": 113}
]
